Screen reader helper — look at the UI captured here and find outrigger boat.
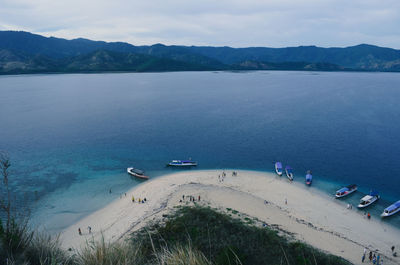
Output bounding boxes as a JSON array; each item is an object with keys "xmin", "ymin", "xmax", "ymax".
[
  {"xmin": 127, "ymin": 167, "xmax": 149, "ymax": 180},
  {"xmin": 285, "ymin": 166, "xmax": 294, "ymax": 181},
  {"xmin": 357, "ymin": 191, "xmax": 379, "ymax": 208},
  {"xmin": 381, "ymin": 200, "xmax": 400, "ymax": 217},
  {"xmin": 335, "ymin": 184, "xmax": 357, "ymax": 198},
  {"xmin": 167, "ymin": 160, "xmax": 197, "ymax": 167},
  {"xmin": 305, "ymin": 170, "xmax": 312, "ymax": 185},
  {"xmin": 275, "ymin": 162, "xmax": 283, "ymax": 176}
]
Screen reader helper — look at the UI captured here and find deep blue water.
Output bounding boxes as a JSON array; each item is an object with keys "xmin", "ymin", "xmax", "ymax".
[{"xmin": 0, "ymin": 71, "xmax": 399, "ymax": 230}]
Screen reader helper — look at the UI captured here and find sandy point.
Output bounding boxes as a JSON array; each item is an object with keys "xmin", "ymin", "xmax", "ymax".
[{"xmin": 59, "ymin": 170, "xmax": 400, "ymax": 265}]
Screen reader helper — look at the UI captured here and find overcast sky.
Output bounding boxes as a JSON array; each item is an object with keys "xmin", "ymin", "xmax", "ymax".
[{"xmin": 1, "ymin": 0, "xmax": 399, "ymax": 48}]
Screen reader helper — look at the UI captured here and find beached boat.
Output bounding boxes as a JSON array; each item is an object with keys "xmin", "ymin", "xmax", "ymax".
[
  {"xmin": 285, "ymin": 166, "xmax": 294, "ymax": 181},
  {"xmin": 357, "ymin": 191, "xmax": 379, "ymax": 208},
  {"xmin": 167, "ymin": 160, "xmax": 197, "ymax": 167},
  {"xmin": 335, "ymin": 184, "xmax": 357, "ymax": 198},
  {"xmin": 381, "ymin": 200, "xmax": 400, "ymax": 217},
  {"xmin": 305, "ymin": 170, "xmax": 312, "ymax": 185},
  {"xmin": 127, "ymin": 167, "xmax": 149, "ymax": 180},
  {"xmin": 275, "ymin": 162, "xmax": 283, "ymax": 176}
]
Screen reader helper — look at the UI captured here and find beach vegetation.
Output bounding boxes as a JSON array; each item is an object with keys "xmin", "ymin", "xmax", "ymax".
[{"xmin": 131, "ymin": 206, "xmax": 352, "ymax": 265}]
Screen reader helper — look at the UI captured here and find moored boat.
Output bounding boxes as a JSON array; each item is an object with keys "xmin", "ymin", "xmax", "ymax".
[
  {"xmin": 275, "ymin": 162, "xmax": 283, "ymax": 176},
  {"xmin": 285, "ymin": 166, "xmax": 294, "ymax": 181},
  {"xmin": 357, "ymin": 191, "xmax": 379, "ymax": 208},
  {"xmin": 381, "ymin": 200, "xmax": 400, "ymax": 217},
  {"xmin": 335, "ymin": 184, "xmax": 357, "ymax": 198},
  {"xmin": 127, "ymin": 167, "xmax": 149, "ymax": 180},
  {"xmin": 305, "ymin": 170, "xmax": 312, "ymax": 185},
  {"xmin": 167, "ymin": 160, "xmax": 197, "ymax": 167}
]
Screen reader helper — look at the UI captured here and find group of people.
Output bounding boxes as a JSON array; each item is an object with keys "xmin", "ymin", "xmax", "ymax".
[
  {"xmin": 180, "ymin": 194, "xmax": 201, "ymax": 203},
  {"xmin": 362, "ymin": 248, "xmax": 381, "ymax": 264},
  {"xmin": 78, "ymin": 226, "xmax": 91, "ymax": 236},
  {"xmin": 362, "ymin": 246, "xmax": 397, "ymax": 264},
  {"xmin": 131, "ymin": 196, "xmax": 147, "ymax": 203},
  {"xmin": 218, "ymin": 171, "xmax": 227, "ymax": 182}
]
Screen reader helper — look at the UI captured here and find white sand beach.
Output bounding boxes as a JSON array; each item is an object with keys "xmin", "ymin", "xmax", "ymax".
[{"xmin": 60, "ymin": 170, "xmax": 400, "ymax": 265}]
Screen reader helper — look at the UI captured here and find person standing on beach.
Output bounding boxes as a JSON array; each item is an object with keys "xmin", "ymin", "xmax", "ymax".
[
  {"xmin": 198, "ymin": 195, "xmax": 201, "ymax": 201},
  {"xmin": 78, "ymin": 228, "xmax": 82, "ymax": 235},
  {"xmin": 88, "ymin": 226, "xmax": 91, "ymax": 234},
  {"xmin": 369, "ymin": 251, "xmax": 373, "ymax": 262}
]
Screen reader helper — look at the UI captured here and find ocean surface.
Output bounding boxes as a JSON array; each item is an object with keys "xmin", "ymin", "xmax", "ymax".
[{"xmin": 0, "ymin": 71, "xmax": 399, "ymax": 231}]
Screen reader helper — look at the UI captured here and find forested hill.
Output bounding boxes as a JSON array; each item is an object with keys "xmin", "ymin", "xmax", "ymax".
[{"xmin": 1, "ymin": 30, "xmax": 400, "ymax": 74}]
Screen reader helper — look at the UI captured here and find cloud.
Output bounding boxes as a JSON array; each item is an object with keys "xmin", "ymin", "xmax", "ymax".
[{"xmin": 0, "ymin": 0, "xmax": 399, "ymax": 48}]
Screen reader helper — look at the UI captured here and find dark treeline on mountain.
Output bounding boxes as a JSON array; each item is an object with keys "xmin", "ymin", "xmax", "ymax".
[{"xmin": 1, "ymin": 30, "xmax": 400, "ymax": 74}]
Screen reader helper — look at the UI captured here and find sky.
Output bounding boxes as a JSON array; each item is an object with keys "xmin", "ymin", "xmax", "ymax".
[{"xmin": 1, "ymin": 0, "xmax": 400, "ymax": 48}]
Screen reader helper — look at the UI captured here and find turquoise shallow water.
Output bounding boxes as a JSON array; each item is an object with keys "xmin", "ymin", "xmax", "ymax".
[{"xmin": 0, "ymin": 71, "xmax": 399, "ymax": 230}]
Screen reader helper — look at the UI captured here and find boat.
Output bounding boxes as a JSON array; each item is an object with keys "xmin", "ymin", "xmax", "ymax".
[
  {"xmin": 285, "ymin": 166, "xmax": 294, "ymax": 181},
  {"xmin": 335, "ymin": 184, "xmax": 357, "ymax": 198},
  {"xmin": 381, "ymin": 200, "xmax": 400, "ymax": 217},
  {"xmin": 127, "ymin": 167, "xmax": 149, "ymax": 180},
  {"xmin": 167, "ymin": 160, "xmax": 197, "ymax": 167},
  {"xmin": 357, "ymin": 191, "xmax": 379, "ymax": 208},
  {"xmin": 275, "ymin": 162, "xmax": 283, "ymax": 176},
  {"xmin": 305, "ymin": 170, "xmax": 312, "ymax": 185}
]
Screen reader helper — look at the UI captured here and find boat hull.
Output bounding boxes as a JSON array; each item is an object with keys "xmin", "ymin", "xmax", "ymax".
[
  {"xmin": 167, "ymin": 163, "xmax": 197, "ymax": 167},
  {"xmin": 127, "ymin": 168, "xmax": 149, "ymax": 180},
  {"xmin": 381, "ymin": 208, "xmax": 400, "ymax": 217},
  {"xmin": 286, "ymin": 171, "xmax": 293, "ymax": 181},
  {"xmin": 275, "ymin": 163, "xmax": 283, "ymax": 176},
  {"xmin": 335, "ymin": 188, "xmax": 357, "ymax": 198},
  {"xmin": 357, "ymin": 196, "xmax": 379, "ymax": 208},
  {"xmin": 381, "ymin": 200, "xmax": 400, "ymax": 217}
]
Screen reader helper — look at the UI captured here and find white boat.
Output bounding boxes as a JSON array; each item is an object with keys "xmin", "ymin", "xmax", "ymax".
[
  {"xmin": 285, "ymin": 166, "xmax": 294, "ymax": 181},
  {"xmin": 275, "ymin": 162, "xmax": 283, "ymax": 176},
  {"xmin": 335, "ymin": 184, "xmax": 357, "ymax": 198},
  {"xmin": 167, "ymin": 160, "xmax": 197, "ymax": 167},
  {"xmin": 357, "ymin": 191, "xmax": 379, "ymax": 208},
  {"xmin": 381, "ymin": 200, "xmax": 400, "ymax": 217},
  {"xmin": 127, "ymin": 167, "xmax": 149, "ymax": 180}
]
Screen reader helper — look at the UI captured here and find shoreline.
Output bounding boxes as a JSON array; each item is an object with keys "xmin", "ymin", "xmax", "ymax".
[{"xmin": 59, "ymin": 170, "xmax": 400, "ymax": 265}]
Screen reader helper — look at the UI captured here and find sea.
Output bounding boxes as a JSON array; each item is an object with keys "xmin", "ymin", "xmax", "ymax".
[{"xmin": 0, "ymin": 71, "xmax": 399, "ymax": 231}]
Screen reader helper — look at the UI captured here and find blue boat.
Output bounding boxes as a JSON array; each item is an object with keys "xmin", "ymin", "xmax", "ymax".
[
  {"xmin": 275, "ymin": 162, "xmax": 283, "ymax": 176},
  {"xmin": 285, "ymin": 166, "xmax": 294, "ymax": 181},
  {"xmin": 305, "ymin": 170, "xmax": 312, "ymax": 185},
  {"xmin": 381, "ymin": 200, "xmax": 400, "ymax": 217},
  {"xmin": 335, "ymin": 184, "xmax": 357, "ymax": 198},
  {"xmin": 167, "ymin": 160, "xmax": 197, "ymax": 167}
]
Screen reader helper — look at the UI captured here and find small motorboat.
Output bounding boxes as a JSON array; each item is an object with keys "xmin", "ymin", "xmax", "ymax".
[
  {"xmin": 275, "ymin": 162, "xmax": 283, "ymax": 176},
  {"xmin": 381, "ymin": 200, "xmax": 400, "ymax": 217},
  {"xmin": 305, "ymin": 170, "xmax": 312, "ymax": 185},
  {"xmin": 285, "ymin": 166, "xmax": 294, "ymax": 181},
  {"xmin": 357, "ymin": 191, "xmax": 379, "ymax": 208},
  {"xmin": 167, "ymin": 160, "xmax": 197, "ymax": 167},
  {"xmin": 127, "ymin": 167, "xmax": 149, "ymax": 180},
  {"xmin": 335, "ymin": 184, "xmax": 357, "ymax": 198}
]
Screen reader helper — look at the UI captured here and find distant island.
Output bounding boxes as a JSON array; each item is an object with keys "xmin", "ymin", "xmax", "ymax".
[{"xmin": 1, "ymin": 31, "xmax": 400, "ymax": 74}]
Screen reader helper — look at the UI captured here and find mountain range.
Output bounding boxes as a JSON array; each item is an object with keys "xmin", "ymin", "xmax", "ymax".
[{"xmin": 1, "ymin": 30, "xmax": 400, "ymax": 74}]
